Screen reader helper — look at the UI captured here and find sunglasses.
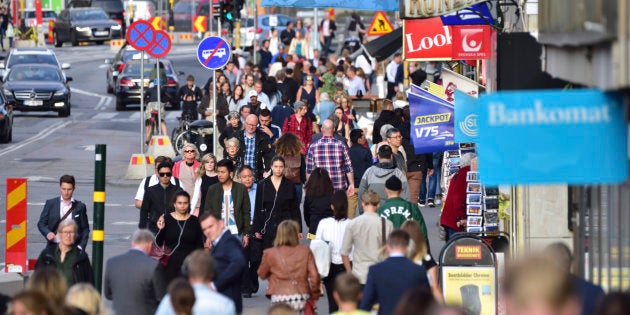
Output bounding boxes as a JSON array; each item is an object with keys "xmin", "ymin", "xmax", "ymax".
[
  {"xmin": 158, "ymin": 172, "xmax": 172, "ymax": 177},
  {"xmin": 183, "ymin": 150, "xmax": 195, "ymax": 153}
]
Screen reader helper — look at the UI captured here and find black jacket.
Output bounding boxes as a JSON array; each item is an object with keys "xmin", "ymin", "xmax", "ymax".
[
  {"xmin": 139, "ymin": 183, "xmax": 182, "ymax": 234},
  {"xmin": 372, "ymin": 110, "xmax": 402, "ymax": 144},
  {"xmin": 304, "ymin": 194, "xmax": 333, "ymax": 235},
  {"xmin": 253, "ymin": 176, "xmax": 302, "ymax": 248},
  {"xmin": 35, "ymin": 245, "xmax": 94, "ymax": 285},
  {"xmin": 278, "ymin": 77, "xmax": 300, "ymax": 105},
  {"xmin": 349, "ymin": 143, "xmax": 373, "ymax": 188},
  {"xmin": 234, "ymin": 129, "xmax": 274, "ymax": 181}
]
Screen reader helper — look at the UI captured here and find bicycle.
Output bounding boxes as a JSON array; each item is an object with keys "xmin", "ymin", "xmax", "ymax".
[{"xmin": 171, "ymin": 113, "xmax": 214, "ymax": 156}]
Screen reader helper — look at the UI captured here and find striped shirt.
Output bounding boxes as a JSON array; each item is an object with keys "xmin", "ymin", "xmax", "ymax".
[{"xmin": 306, "ymin": 136, "xmax": 354, "ymax": 191}]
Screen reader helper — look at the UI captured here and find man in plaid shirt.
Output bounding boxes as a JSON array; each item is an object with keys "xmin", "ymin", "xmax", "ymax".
[{"xmin": 306, "ymin": 119, "xmax": 355, "ymax": 195}]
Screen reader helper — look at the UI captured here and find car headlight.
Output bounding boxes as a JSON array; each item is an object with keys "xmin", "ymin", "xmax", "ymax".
[
  {"xmin": 54, "ymin": 89, "xmax": 67, "ymax": 96},
  {"xmin": 3, "ymin": 89, "xmax": 11, "ymax": 96},
  {"xmin": 75, "ymin": 26, "xmax": 91, "ymax": 32},
  {"xmin": 111, "ymin": 24, "xmax": 121, "ymax": 30}
]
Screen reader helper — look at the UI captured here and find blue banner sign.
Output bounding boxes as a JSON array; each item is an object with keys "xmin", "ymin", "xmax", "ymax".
[
  {"xmin": 409, "ymin": 91, "xmax": 459, "ymax": 154},
  {"xmin": 478, "ymin": 89, "xmax": 628, "ymax": 185},
  {"xmin": 454, "ymin": 90, "xmax": 478, "ymax": 143},
  {"xmin": 261, "ymin": 0, "xmax": 398, "ymax": 11},
  {"xmin": 440, "ymin": 3, "xmax": 494, "ymax": 25}
]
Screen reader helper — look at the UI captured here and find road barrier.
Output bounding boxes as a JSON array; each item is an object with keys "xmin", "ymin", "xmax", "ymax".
[
  {"xmin": 5, "ymin": 178, "xmax": 27, "ymax": 273},
  {"xmin": 146, "ymin": 135, "xmax": 176, "ymax": 159},
  {"xmin": 125, "ymin": 153, "xmax": 154, "ymax": 179},
  {"xmin": 110, "ymin": 39, "xmax": 126, "ymax": 51}
]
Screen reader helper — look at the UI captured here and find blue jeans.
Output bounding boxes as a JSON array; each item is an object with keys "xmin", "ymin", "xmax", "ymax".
[
  {"xmin": 446, "ymin": 227, "xmax": 459, "ymax": 242},
  {"xmin": 428, "ymin": 154, "xmax": 442, "ymax": 199}
]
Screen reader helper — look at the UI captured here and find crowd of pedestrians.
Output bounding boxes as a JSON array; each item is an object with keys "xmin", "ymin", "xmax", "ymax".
[{"xmin": 2, "ymin": 19, "xmax": 619, "ymax": 315}]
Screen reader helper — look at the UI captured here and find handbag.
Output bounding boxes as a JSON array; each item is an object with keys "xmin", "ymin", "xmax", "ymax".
[
  {"xmin": 309, "ymin": 239, "xmax": 331, "ymax": 277},
  {"xmin": 276, "ymin": 247, "xmax": 317, "ymax": 315},
  {"xmin": 149, "ymin": 242, "xmax": 172, "ymax": 267}
]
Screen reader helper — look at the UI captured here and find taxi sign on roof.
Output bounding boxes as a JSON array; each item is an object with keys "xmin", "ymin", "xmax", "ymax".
[{"xmin": 367, "ymin": 11, "xmax": 394, "ymax": 36}]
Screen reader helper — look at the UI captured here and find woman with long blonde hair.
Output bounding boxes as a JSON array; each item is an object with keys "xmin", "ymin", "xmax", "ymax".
[
  {"xmin": 66, "ymin": 283, "xmax": 110, "ymax": 315},
  {"xmin": 190, "ymin": 153, "xmax": 219, "ymax": 216}
]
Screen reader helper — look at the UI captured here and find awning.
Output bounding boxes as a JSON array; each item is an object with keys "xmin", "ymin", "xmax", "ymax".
[{"xmin": 363, "ymin": 28, "xmax": 402, "ymax": 62}]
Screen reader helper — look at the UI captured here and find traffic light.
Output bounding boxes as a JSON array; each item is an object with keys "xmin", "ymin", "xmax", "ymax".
[
  {"xmin": 220, "ymin": 0, "xmax": 234, "ymax": 23},
  {"xmin": 232, "ymin": 0, "xmax": 243, "ymax": 19}
]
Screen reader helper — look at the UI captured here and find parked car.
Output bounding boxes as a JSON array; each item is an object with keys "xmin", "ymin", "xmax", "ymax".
[
  {"xmin": 0, "ymin": 47, "xmax": 70, "ymax": 81},
  {"xmin": 0, "ymin": 91, "xmax": 12, "ymax": 143},
  {"xmin": 238, "ymin": 17, "xmax": 258, "ymax": 48},
  {"xmin": 54, "ymin": 7, "xmax": 122, "ymax": 46},
  {"xmin": 115, "ymin": 59, "xmax": 182, "ymax": 111},
  {"xmin": 2, "ymin": 64, "xmax": 72, "ymax": 117},
  {"xmin": 104, "ymin": 44, "xmax": 150, "ymax": 94},
  {"xmin": 22, "ymin": 9, "xmax": 58, "ymax": 27}
]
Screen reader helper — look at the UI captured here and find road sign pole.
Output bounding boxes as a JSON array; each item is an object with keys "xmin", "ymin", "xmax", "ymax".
[
  {"xmin": 92, "ymin": 144, "xmax": 106, "ymax": 293},
  {"xmin": 140, "ymin": 52, "xmax": 145, "ymax": 151},
  {"xmin": 212, "ymin": 69, "xmax": 217, "ymax": 156},
  {"xmin": 156, "ymin": 58, "xmax": 162, "ymax": 135}
]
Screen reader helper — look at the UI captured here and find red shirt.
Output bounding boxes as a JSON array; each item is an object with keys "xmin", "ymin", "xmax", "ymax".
[{"xmin": 282, "ymin": 114, "xmax": 312, "ymax": 154}]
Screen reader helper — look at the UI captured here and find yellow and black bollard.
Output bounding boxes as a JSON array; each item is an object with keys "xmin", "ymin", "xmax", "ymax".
[{"xmin": 92, "ymin": 144, "xmax": 106, "ymax": 292}]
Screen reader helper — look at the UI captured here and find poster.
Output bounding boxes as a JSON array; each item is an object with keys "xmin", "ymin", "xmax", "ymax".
[
  {"xmin": 454, "ymin": 90, "xmax": 478, "ymax": 143},
  {"xmin": 408, "ymin": 91, "xmax": 459, "ymax": 154},
  {"xmin": 442, "ymin": 266, "xmax": 496, "ymax": 315}
]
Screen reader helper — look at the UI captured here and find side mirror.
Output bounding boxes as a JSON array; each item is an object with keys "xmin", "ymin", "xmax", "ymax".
[
  {"xmin": 66, "ymin": 76, "xmax": 73, "ymax": 82},
  {"xmin": 0, "ymin": 62, "xmax": 5, "ymax": 70},
  {"xmin": 104, "ymin": 58, "xmax": 112, "ymax": 64},
  {"xmin": 61, "ymin": 63, "xmax": 71, "ymax": 70}
]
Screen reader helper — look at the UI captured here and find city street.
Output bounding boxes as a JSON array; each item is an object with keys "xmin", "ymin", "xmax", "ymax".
[{"xmin": 0, "ymin": 43, "xmax": 444, "ymax": 314}]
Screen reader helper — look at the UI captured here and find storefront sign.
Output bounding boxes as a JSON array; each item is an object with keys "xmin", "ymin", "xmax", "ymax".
[
  {"xmin": 442, "ymin": 266, "xmax": 497, "ymax": 315},
  {"xmin": 455, "ymin": 245, "xmax": 482, "ymax": 259},
  {"xmin": 409, "ymin": 91, "xmax": 459, "ymax": 154},
  {"xmin": 454, "ymin": 90, "xmax": 478, "ymax": 143},
  {"xmin": 261, "ymin": 0, "xmax": 398, "ymax": 11},
  {"xmin": 478, "ymin": 89, "xmax": 628, "ymax": 185},
  {"xmin": 404, "ymin": 18, "xmax": 453, "ymax": 61},
  {"xmin": 400, "ymin": 0, "xmax": 487, "ymax": 19},
  {"xmin": 452, "ymin": 25, "xmax": 492, "ymax": 59}
]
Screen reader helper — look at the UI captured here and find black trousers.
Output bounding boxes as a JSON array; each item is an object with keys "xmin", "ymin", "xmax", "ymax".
[
  {"xmin": 323, "ymin": 263, "xmax": 346, "ymax": 313},
  {"xmin": 242, "ymin": 238, "xmax": 263, "ymax": 294},
  {"xmin": 387, "ymin": 82, "xmax": 397, "ymax": 100}
]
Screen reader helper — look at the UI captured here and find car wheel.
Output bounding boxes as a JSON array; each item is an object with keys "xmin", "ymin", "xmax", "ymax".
[
  {"xmin": 54, "ymin": 31, "xmax": 63, "ymax": 47},
  {"xmin": 96, "ymin": 41, "xmax": 104, "ymax": 45},
  {"xmin": 71, "ymin": 32, "xmax": 78, "ymax": 47},
  {"xmin": 0, "ymin": 120, "xmax": 9, "ymax": 143},
  {"xmin": 116, "ymin": 99, "xmax": 125, "ymax": 111},
  {"xmin": 58, "ymin": 105, "xmax": 70, "ymax": 117},
  {"xmin": 106, "ymin": 82, "xmax": 113, "ymax": 94}
]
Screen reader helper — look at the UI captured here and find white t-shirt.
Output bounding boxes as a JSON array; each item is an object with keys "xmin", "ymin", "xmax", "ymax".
[
  {"xmin": 222, "ymin": 191, "xmax": 238, "ymax": 235},
  {"xmin": 315, "ymin": 217, "xmax": 351, "ymax": 264}
]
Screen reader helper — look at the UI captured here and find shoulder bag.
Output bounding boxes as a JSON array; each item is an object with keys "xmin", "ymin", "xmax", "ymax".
[
  {"xmin": 51, "ymin": 201, "xmax": 77, "ymax": 233},
  {"xmin": 377, "ymin": 217, "xmax": 388, "ymax": 261}
]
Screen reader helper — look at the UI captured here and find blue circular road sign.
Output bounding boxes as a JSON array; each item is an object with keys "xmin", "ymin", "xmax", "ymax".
[
  {"xmin": 147, "ymin": 30, "xmax": 171, "ymax": 59},
  {"xmin": 196, "ymin": 36, "xmax": 231, "ymax": 70},
  {"xmin": 126, "ymin": 20, "xmax": 156, "ymax": 51}
]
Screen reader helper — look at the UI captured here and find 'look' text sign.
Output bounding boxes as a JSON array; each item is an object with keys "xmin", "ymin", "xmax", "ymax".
[
  {"xmin": 197, "ymin": 36, "xmax": 231, "ymax": 70},
  {"xmin": 477, "ymin": 89, "xmax": 628, "ymax": 185}
]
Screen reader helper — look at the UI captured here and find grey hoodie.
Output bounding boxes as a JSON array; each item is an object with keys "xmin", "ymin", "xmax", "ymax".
[{"xmin": 357, "ymin": 161, "xmax": 409, "ymax": 215}]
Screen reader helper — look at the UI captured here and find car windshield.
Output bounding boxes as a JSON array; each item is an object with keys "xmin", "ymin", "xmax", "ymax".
[
  {"xmin": 8, "ymin": 67, "xmax": 62, "ymax": 82},
  {"xmin": 92, "ymin": 0, "xmax": 124, "ymax": 12},
  {"xmin": 71, "ymin": 9, "xmax": 109, "ymax": 21},
  {"xmin": 122, "ymin": 62, "xmax": 174, "ymax": 76},
  {"xmin": 7, "ymin": 54, "xmax": 58, "ymax": 68}
]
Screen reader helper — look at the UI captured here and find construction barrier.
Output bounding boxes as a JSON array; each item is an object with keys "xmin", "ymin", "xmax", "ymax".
[
  {"xmin": 147, "ymin": 135, "xmax": 176, "ymax": 158},
  {"xmin": 47, "ymin": 20, "xmax": 54, "ymax": 44},
  {"xmin": 5, "ymin": 178, "xmax": 27, "ymax": 273},
  {"xmin": 110, "ymin": 39, "xmax": 126, "ymax": 51},
  {"xmin": 125, "ymin": 153, "xmax": 154, "ymax": 179}
]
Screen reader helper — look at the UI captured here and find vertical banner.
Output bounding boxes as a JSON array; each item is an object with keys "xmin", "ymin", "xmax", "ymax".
[
  {"xmin": 5, "ymin": 178, "xmax": 27, "ymax": 273},
  {"xmin": 454, "ymin": 90, "xmax": 478, "ymax": 143},
  {"xmin": 409, "ymin": 91, "xmax": 459, "ymax": 154},
  {"xmin": 442, "ymin": 68, "xmax": 481, "ymax": 101}
]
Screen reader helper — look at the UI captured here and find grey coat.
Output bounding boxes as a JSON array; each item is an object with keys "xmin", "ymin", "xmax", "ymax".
[{"xmin": 357, "ymin": 161, "xmax": 409, "ymax": 214}]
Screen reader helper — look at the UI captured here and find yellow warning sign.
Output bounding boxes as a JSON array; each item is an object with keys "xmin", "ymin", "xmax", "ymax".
[{"xmin": 367, "ymin": 11, "xmax": 394, "ymax": 36}]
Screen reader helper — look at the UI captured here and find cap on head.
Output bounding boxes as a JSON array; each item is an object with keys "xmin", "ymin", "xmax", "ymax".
[
  {"xmin": 248, "ymin": 90, "xmax": 258, "ymax": 98},
  {"xmin": 385, "ymin": 176, "xmax": 402, "ymax": 191}
]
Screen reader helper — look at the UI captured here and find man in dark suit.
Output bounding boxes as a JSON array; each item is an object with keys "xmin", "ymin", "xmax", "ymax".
[
  {"xmin": 140, "ymin": 161, "xmax": 181, "ymax": 234},
  {"xmin": 200, "ymin": 212, "xmax": 247, "ymax": 314},
  {"xmin": 104, "ymin": 229, "xmax": 166, "ymax": 315},
  {"xmin": 37, "ymin": 174, "xmax": 90, "ymax": 250},
  {"xmin": 360, "ymin": 230, "xmax": 430, "ymax": 315}
]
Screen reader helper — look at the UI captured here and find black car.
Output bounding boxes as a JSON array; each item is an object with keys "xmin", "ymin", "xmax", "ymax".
[
  {"xmin": 53, "ymin": 7, "xmax": 122, "ymax": 47},
  {"xmin": 115, "ymin": 60, "xmax": 181, "ymax": 111},
  {"xmin": 0, "ymin": 92, "xmax": 12, "ymax": 143},
  {"xmin": 90, "ymin": 0, "xmax": 126, "ymax": 36},
  {"xmin": 104, "ymin": 44, "xmax": 148, "ymax": 94},
  {"xmin": 3, "ymin": 64, "xmax": 72, "ymax": 117}
]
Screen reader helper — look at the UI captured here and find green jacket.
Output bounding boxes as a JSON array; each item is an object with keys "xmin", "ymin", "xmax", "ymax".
[
  {"xmin": 202, "ymin": 181, "xmax": 251, "ymax": 235},
  {"xmin": 378, "ymin": 197, "xmax": 428, "ymax": 240}
]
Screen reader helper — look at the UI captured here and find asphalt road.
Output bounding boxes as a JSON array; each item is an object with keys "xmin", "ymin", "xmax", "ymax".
[{"xmin": 0, "ymin": 42, "xmax": 444, "ymax": 314}]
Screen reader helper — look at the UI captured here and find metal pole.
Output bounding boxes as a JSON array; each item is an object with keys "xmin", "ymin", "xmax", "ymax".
[
  {"xmin": 212, "ymin": 69, "xmax": 217, "ymax": 154},
  {"xmin": 209, "ymin": 2, "xmax": 213, "ymax": 35},
  {"xmin": 314, "ymin": 8, "xmax": 319, "ymax": 52},
  {"xmin": 252, "ymin": 0, "xmax": 257, "ymax": 64},
  {"xmin": 140, "ymin": 51, "xmax": 145, "ymax": 151},
  {"xmin": 92, "ymin": 144, "xmax": 106, "ymax": 293},
  {"xmin": 156, "ymin": 58, "xmax": 162, "ymax": 135}
]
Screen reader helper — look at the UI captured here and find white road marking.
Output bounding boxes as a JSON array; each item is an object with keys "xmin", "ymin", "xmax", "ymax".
[
  {"xmin": 25, "ymin": 176, "xmax": 55, "ymax": 182},
  {"xmin": 129, "ymin": 112, "xmax": 141, "ymax": 120},
  {"xmin": 92, "ymin": 112, "xmax": 118, "ymax": 120},
  {"xmin": 0, "ymin": 121, "xmax": 72, "ymax": 157},
  {"xmin": 98, "ymin": 64, "xmax": 108, "ymax": 68},
  {"xmin": 112, "ymin": 221, "xmax": 138, "ymax": 225},
  {"xmin": 72, "ymin": 88, "xmax": 111, "ymax": 110}
]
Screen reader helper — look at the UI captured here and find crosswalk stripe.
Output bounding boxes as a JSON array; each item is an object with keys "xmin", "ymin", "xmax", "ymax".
[
  {"xmin": 92, "ymin": 113, "xmax": 118, "ymax": 120},
  {"xmin": 129, "ymin": 112, "xmax": 141, "ymax": 120}
]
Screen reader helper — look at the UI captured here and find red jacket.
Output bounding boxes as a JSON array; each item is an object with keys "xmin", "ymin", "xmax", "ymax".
[{"xmin": 440, "ymin": 166, "xmax": 470, "ymax": 231}]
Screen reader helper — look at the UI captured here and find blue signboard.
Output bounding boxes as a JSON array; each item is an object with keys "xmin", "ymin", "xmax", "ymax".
[
  {"xmin": 409, "ymin": 91, "xmax": 459, "ymax": 154},
  {"xmin": 477, "ymin": 89, "xmax": 628, "ymax": 185},
  {"xmin": 440, "ymin": 3, "xmax": 494, "ymax": 25},
  {"xmin": 197, "ymin": 36, "xmax": 231, "ymax": 70},
  {"xmin": 454, "ymin": 90, "xmax": 478, "ymax": 143},
  {"xmin": 261, "ymin": 0, "xmax": 397, "ymax": 11}
]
